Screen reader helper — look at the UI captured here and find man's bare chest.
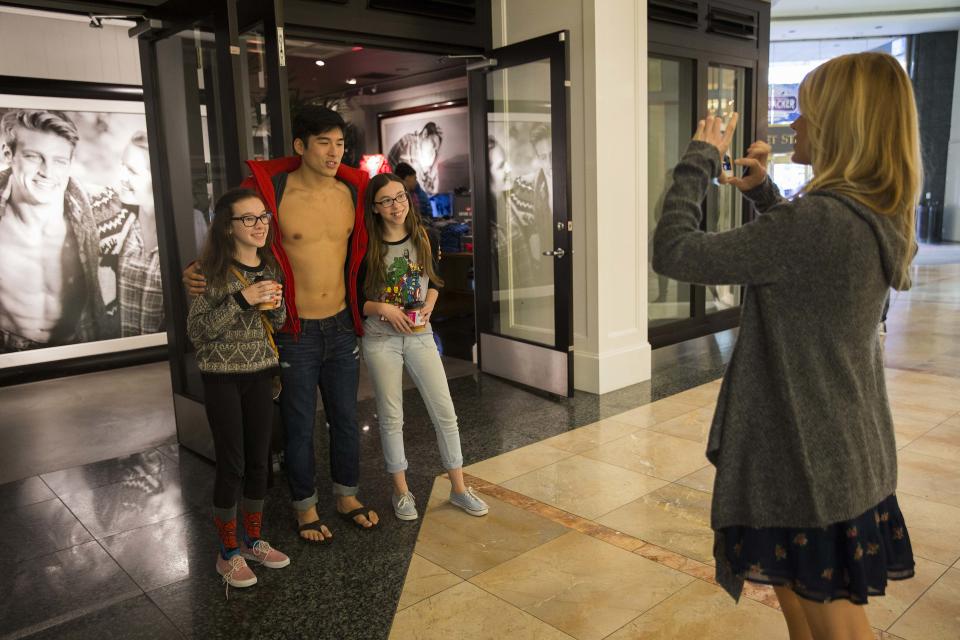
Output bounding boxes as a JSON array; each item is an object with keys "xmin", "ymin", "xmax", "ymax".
[{"xmin": 277, "ymin": 190, "xmax": 354, "ymax": 246}]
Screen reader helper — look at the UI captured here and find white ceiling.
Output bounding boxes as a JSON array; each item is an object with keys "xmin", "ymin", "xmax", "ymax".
[{"xmin": 770, "ymin": 0, "xmax": 960, "ymax": 40}]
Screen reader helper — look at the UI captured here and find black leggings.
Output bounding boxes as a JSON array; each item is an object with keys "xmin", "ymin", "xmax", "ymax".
[{"xmin": 202, "ymin": 374, "xmax": 275, "ymax": 509}]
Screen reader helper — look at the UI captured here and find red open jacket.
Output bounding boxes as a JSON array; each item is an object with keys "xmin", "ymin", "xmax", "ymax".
[{"xmin": 242, "ymin": 156, "xmax": 370, "ymax": 338}]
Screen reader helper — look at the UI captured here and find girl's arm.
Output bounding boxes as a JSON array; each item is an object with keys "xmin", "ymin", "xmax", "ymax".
[{"xmin": 652, "ymin": 141, "xmax": 804, "ymax": 287}]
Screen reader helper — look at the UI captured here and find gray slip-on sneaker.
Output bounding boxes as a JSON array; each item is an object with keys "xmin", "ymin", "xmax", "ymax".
[
  {"xmin": 449, "ymin": 486, "xmax": 489, "ymax": 517},
  {"xmin": 392, "ymin": 491, "xmax": 419, "ymax": 521}
]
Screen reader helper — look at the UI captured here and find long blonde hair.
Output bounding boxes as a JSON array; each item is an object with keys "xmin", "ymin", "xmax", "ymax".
[
  {"xmin": 364, "ymin": 173, "xmax": 443, "ymax": 300},
  {"xmin": 798, "ymin": 52, "xmax": 921, "ymax": 281}
]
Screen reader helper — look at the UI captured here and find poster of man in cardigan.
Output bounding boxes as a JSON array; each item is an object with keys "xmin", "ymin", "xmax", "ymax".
[{"xmin": 0, "ymin": 96, "xmax": 166, "ymax": 363}]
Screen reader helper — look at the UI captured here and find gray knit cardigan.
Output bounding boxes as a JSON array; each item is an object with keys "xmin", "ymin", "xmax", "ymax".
[{"xmin": 653, "ymin": 142, "xmax": 914, "ymax": 536}]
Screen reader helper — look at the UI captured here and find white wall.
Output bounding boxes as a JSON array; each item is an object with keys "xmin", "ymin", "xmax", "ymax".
[
  {"xmin": 943, "ymin": 32, "xmax": 960, "ymax": 242},
  {"xmin": 492, "ymin": 0, "xmax": 651, "ymax": 393},
  {"xmin": 0, "ymin": 9, "xmax": 141, "ymax": 85}
]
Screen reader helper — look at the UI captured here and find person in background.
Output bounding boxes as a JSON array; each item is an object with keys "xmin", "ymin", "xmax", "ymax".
[
  {"xmin": 94, "ymin": 131, "xmax": 164, "ymax": 337},
  {"xmin": 653, "ymin": 52, "xmax": 918, "ymax": 639},
  {"xmin": 187, "ymin": 187, "xmax": 290, "ymax": 595},
  {"xmin": 393, "ymin": 162, "xmax": 432, "ymax": 221},
  {"xmin": 359, "ymin": 173, "xmax": 488, "ymax": 522},
  {"xmin": 0, "ymin": 109, "xmax": 105, "ymax": 351}
]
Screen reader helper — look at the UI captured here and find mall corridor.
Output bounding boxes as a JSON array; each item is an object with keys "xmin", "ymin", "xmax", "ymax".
[{"xmin": 1, "ymin": 247, "xmax": 958, "ymax": 639}]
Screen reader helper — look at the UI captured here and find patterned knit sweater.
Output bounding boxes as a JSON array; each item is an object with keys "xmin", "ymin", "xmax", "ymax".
[{"xmin": 187, "ymin": 261, "xmax": 286, "ymax": 375}]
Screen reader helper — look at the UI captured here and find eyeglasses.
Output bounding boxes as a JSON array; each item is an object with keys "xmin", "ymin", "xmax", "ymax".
[
  {"xmin": 231, "ymin": 212, "xmax": 272, "ymax": 227},
  {"xmin": 374, "ymin": 192, "xmax": 408, "ymax": 208}
]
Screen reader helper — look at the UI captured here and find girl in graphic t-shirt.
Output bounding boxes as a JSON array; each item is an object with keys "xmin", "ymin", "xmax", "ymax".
[{"xmin": 359, "ymin": 173, "xmax": 489, "ymax": 521}]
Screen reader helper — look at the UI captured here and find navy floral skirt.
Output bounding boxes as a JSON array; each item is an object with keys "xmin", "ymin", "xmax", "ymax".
[{"xmin": 715, "ymin": 494, "xmax": 915, "ymax": 604}]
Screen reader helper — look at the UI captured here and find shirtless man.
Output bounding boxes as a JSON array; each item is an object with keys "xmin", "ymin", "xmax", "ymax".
[
  {"xmin": 0, "ymin": 110, "xmax": 105, "ymax": 352},
  {"xmin": 186, "ymin": 106, "xmax": 377, "ymax": 539}
]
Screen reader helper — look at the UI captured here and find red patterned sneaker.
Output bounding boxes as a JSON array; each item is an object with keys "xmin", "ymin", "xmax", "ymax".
[
  {"xmin": 216, "ymin": 553, "xmax": 257, "ymax": 598},
  {"xmin": 241, "ymin": 539, "xmax": 290, "ymax": 569}
]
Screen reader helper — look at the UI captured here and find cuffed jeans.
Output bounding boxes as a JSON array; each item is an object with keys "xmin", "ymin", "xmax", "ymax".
[
  {"xmin": 361, "ymin": 332, "xmax": 463, "ymax": 473},
  {"xmin": 276, "ymin": 309, "xmax": 360, "ymax": 510}
]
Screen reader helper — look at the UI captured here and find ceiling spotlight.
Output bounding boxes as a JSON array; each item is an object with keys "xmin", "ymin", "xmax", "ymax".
[
  {"xmin": 352, "ymin": 46, "xmax": 364, "ymax": 52},
  {"xmin": 346, "ymin": 78, "xmax": 357, "ymax": 85},
  {"xmin": 315, "ymin": 60, "xmax": 325, "ymax": 67}
]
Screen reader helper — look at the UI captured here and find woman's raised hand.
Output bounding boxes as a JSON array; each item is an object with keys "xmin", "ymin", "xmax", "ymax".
[
  {"xmin": 720, "ymin": 140, "xmax": 771, "ymax": 193},
  {"xmin": 693, "ymin": 113, "xmax": 739, "ymax": 159}
]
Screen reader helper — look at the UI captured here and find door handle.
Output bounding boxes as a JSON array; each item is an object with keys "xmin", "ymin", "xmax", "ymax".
[{"xmin": 542, "ymin": 248, "xmax": 565, "ymax": 258}]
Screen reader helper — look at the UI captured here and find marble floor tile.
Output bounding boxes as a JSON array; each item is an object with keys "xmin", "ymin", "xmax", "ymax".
[
  {"xmin": 902, "ymin": 415, "xmax": 960, "ymax": 463},
  {"xmin": 24, "ymin": 594, "xmax": 182, "ymax": 640},
  {"xmin": 58, "ymin": 466, "xmax": 204, "ymax": 539},
  {"xmin": 471, "ymin": 531, "xmax": 693, "ymax": 640},
  {"xmin": 609, "ymin": 397, "xmax": 703, "ymax": 430},
  {"xmin": 100, "ymin": 511, "xmax": 214, "ymax": 592},
  {"xmin": 0, "ymin": 541, "xmax": 141, "ymax": 638},
  {"xmin": 644, "ymin": 405, "xmax": 714, "ymax": 443},
  {"xmin": 676, "ymin": 465, "xmax": 716, "ymax": 494},
  {"xmin": 3, "ymin": 497, "xmax": 93, "ymax": 563},
  {"xmin": 464, "ymin": 441, "xmax": 575, "ymax": 484},
  {"xmin": 390, "ymin": 581, "xmax": 573, "ymax": 640},
  {"xmin": 661, "ymin": 380, "xmax": 722, "ymax": 407},
  {"xmin": 0, "ymin": 475, "xmax": 54, "ymax": 509},
  {"xmin": 605, "ymin": 579, "xmax": 788, "ymax": 640},
  {"xmin": 414, "ymin": 485, "xmax": 568, "ymax": 579},
  {"xmin": 864, "ymin": 556, "xmax": 950, "ymax": 630},
  {"xmin": 396, "ymin": 554, "xmax": 463, "ymax": 611},
  {"xmin": 580, "ymin": 430, "xmax": 709, "ymax": 482},
  {"xmin": 896, "ymin": 450, "xmax": 960, "ymax": 508},
  {"xmin": 897, "ymin": 492, "xmax": 960, "ymax": 566},
  {"xmin": 541, "ymin": 417, "xmax": 643, "ymax": 455},
  {"xmin": 41, "ymin": 449, "xmax": 172, "ymax": 496},
  {"xmin": 502, "ymin": 455, "xmax": 668, "ymax": 520},
  {"xmin": 888, "ymin": 567, "xmax": 960, "ymax": 640},
  {"xmin": 597, "ymin": 484, "xmax": 714, "ymax": 563}
]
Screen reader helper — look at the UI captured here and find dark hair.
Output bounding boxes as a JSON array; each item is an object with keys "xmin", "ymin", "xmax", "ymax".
[
  {"xmin": 1, "ymin": 109, "xmax": 79, "ymax": 155},
  {"xmin": 292, "ymin": 105, "xmax": 345, "ymax": 148},
  {"xmin": 393, "ymin": 162, "xmax": 417, "ymax": 179},
  {"xmin": 199, "ymin": 187, "xmax": 277, "ymax": 290},
  {"xmin": 363, "ymin": 173, "xmax": 443, "ymax": 299}
]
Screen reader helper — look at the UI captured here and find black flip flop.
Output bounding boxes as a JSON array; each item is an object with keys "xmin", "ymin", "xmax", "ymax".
[
  {"xmin": 297, "ymin": 520, "xmax": 332, "ymax": 544},
  {"xmin": 338, "ymin": 507, "xmax": 379, "ymax": 530}
]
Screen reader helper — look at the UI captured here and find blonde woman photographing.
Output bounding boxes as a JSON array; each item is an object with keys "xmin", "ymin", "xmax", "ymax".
[{"xmin": 653, "ymin": 52, "xmax": 919, "ymax": 640}]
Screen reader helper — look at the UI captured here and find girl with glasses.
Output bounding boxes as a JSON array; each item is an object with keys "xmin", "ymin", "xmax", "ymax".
[
  {"xmin": 187, "ymin": 188, "xmax": 290, "ymax": 595},
  {"xmin": 359, "ymin": 173, "xmax": 489, "ymax": 521}
]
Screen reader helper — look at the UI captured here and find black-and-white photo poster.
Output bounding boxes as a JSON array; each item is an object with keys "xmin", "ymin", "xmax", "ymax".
[
  {"xmin": 379, "ymin": 102, "xmax": 470, "ymax": 196},
  {"xmin": 0, "ymin": 94, "xmax": 166, "ymax": 366}
]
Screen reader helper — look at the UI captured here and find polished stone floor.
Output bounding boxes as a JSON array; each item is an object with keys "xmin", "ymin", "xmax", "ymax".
[
  {"xmin": 2, "ymin": 247, "xmax": 956, "ymax": 640},
  {"xmin": 393, "ymin": 255, "xmax": 960, "ymax": 640}
]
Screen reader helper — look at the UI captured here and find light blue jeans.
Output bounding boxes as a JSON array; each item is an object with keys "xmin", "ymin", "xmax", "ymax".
[{"xmin": 361, "ymin": 333, "xmax": 463, "ymax": 473}]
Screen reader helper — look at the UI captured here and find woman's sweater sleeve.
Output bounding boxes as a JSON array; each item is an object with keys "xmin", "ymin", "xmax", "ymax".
[
  {"xmin": 187, "ymin": 287, "xmax": 247, "ymax": 344},
  {"xmin": 652, "ymin": 141, "xmax": 801, "ymax": 287}
]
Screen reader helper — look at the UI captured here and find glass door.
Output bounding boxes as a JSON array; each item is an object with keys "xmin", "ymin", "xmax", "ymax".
[
  {"xmin": 136, "ymin": 0, "xmax": 289, "ymax": 458},
  {"xmin": 647, "ymin": 45, "xmax": 757, "ymax": 349},
  {"xmin": 469, "ymin": 32, "xmax": 572, "ymax": 396}
]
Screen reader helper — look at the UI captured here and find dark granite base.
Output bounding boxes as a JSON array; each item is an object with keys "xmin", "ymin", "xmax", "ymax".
[{"xmin": 3, "ymin": 330, "xmax": 735, "ymax": 639}]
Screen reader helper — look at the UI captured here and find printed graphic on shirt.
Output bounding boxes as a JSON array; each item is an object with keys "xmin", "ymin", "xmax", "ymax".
[{"xmin": 381, "ymin": 248, "xmax": 423, "ymax": 307}]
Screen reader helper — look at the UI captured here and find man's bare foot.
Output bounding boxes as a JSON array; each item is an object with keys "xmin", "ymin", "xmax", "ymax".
[
  {"xmin": 297, "ymin": 505, "xmax": 333, "ymax": 543},
  {"xmin": 337, "ymin": 495, "xmax": 379, "ymax": 528}
]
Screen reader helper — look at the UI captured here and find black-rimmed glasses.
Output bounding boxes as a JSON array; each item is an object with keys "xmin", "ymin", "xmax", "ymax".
[
  {"xmin": 374, "ymin": 192, "xmax": 408, "ymax": 208},
  {"xmin": 231, "ymin": 212, "xmax": 273, "ymax": 227}
]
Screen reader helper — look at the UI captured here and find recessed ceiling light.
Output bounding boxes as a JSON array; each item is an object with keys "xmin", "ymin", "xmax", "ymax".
[
  {"xmin": 346, "ymin": 78, "xmax": 357, "ymax": 85},
  {"xmin": 315, "ymin": 60, "xmax": 325, "ymax": 67}
]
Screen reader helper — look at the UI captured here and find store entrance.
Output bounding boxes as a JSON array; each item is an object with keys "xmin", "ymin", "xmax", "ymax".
[{"xmin": 279, "ymin": 38, "xmax": 476, "ymax": 361}]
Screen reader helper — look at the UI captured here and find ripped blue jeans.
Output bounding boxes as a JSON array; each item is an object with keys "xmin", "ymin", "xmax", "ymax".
[{"xmin": 275, "ymin": 309, "xmax": 361, "ymax": 508}]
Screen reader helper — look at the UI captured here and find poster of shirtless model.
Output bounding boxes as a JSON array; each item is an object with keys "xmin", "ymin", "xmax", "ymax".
[{"xmin": 0, "ymin": 94, "xmax": 165, "ymax": 363}]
